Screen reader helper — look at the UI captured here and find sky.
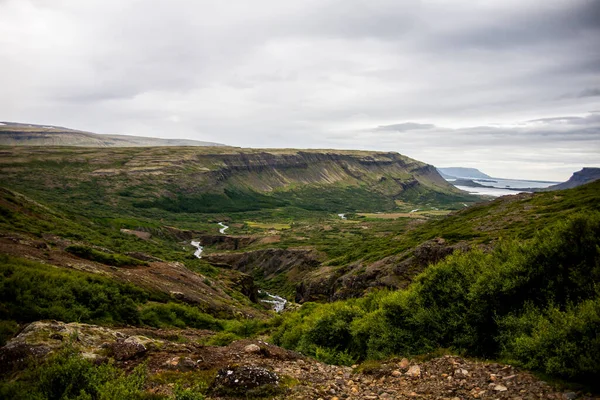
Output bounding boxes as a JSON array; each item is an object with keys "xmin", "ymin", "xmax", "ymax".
[{"xmin": 0, "ymin": 0, "xmax": 599, "ymax": 181}]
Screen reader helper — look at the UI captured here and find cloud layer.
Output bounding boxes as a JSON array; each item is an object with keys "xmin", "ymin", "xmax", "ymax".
[{"xmin": 0, "ymin": 0, "xmax": 598, "ymax": 180}]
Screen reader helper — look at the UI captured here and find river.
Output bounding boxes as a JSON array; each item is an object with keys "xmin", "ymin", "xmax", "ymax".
[
  {"xmin": 218, "ymin": 222, "xmax": 229, "ymax": 234},
  {"xmin": 259, "ymin": 290, "xmax": 287, "ymax": 313},
  {"xmin": 190, "ymin": 240, "xmax": 203, "ymax": 258}
]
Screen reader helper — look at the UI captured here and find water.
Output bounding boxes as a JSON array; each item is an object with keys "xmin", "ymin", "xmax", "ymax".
[
  {"xmin": 259, "ymin": 290, "xmax": 287, "ymax": 313},
  {"xmin": 449, "ymin": 177, "xmax": 557, "ymax": 197},
  {"xmin": 338, "ymin": 213, "xmax": 346, "ymax": 220},
  {"xmin": 455, "ymin": 185, "xmax": 526, "ymax": 197},
  {"xmin": 218, "ymin": 222, "xmax": 229, "ymax": 234},
  {"xmin": 190, "ymin": 240, "xmax": 203, "ymax": 258}
]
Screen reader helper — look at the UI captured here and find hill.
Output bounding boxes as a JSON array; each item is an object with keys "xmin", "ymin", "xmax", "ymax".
[
  {"xmin": 437, "ymin": 167, "xmax": 492, "ymax": 179},
  {"xmin": 0, "ymin": 121, "xmax": 224, "ymax": 147},
  {"xmin": 543, "ymin": 167, "xmax": 600, "ymax": 191},
  {"xmin": 0, "ymin": 146, "xmax": 473, "ymax": 214}
]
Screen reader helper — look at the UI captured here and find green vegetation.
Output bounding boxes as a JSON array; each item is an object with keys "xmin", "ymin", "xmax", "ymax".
[
  {"xmin": 0, "ymin": 347, "xmax": 152, "ymax": 400},
  {"xmin": 272, "ymin": 213, "xmax": 600, "ymax": 385},
  {"xmin": 65, "ymin": 245, "xmax": 148, "ymax": 267},
  {"xmin": 0, "ymin": 255, "xmax": 234, "ymax": 344}
]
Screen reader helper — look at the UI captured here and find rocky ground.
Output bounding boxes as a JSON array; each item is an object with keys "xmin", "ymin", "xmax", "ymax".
[{"xmin": 1, "ymin": 321, "xmax": 597, "ymax": 400}]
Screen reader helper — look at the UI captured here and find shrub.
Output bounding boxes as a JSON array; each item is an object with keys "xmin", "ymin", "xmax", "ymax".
[
  {"xmin": 272, "ymin": 212, "xmax": 600, "ymax": 384},
  {"xmin": 140, "ymin": 303, "xmax": 223, "ymax": 330},
  {"xmin": 0, "ymin": 347, "xmax": 148, "ymax": 400},
  {"xmin": 65, "ymin": 245, "xmax": 147, "ymax": 267},
  {"xmin": 499, "ymin": 298, "xmax": 600, "ymax": 381}
]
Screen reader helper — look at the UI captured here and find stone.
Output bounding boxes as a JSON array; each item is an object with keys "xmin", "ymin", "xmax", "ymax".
[
  {"xmin": 391, "ymin": 370, "xmax": 402, "ymax": 377},
  {"xmin": 406, "ymin": 365, "xmax": 421, "ymax": 378},
  {"xmin": 211, "ymin": 365, "xmax": 280, "ymax": 396},
  {"xmin": 563, "ymin": 392, "xmax": 578, "ymax": 400},
  {"xmin": 110, "ymin": 336, "xmax": 147, "ymax": 361},
  {"xmin": 494, "ymin": 385, "xmax": 508, "ymax": 392},
  {"xmin": 399, "ymin": 358, "xmax": 410, "ymax": 370},
  {"xmin": 244, "ymin": 344, "xmax": 262, "ymax": 354}
]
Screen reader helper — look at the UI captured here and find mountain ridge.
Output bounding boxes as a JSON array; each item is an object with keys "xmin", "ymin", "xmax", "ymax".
[{"xmin": 0, "ymin": 121, "xmax": 225, "ymax": 147}]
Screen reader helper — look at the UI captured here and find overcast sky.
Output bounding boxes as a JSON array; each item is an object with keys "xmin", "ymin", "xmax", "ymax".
[{"xmin": 1, "ymin": 0, "xmax": 599, "ymax": 180}]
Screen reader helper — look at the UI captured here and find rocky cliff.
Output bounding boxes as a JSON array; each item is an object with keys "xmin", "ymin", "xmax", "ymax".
[
  {"xmin": 0, "ymin": 147, "xmax": 471, "ymax": 212},
  {"xmin": 544, "ymin": 167, "xmax": 600, "ymax": 191}
]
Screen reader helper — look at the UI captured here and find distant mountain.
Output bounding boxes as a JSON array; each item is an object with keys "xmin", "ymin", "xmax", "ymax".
[
  {"xmin": 543, "ymin": 168, "xmax": 600, "ymax": 191},
  {"xmin": 437, "ymin": 167, "xmax": 492, "ymax": 180},
  {"xmin": 0, "ymin": 121, "xmax": 225, "ymax": 147}
]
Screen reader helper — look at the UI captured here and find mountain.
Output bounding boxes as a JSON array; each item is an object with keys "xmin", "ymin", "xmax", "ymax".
[
  {"xmin": 543, "ymin": 167, "xmax": 600, "ymax": 191},
  {"xmin": 0, "ymin": 121, "xmax": 224, "ymax": 147},
  {"xmin": 437, "ymin": 167, "xmax": 492, "ymax": 179},
  {"xmin": 0, "ymin": 146, "xmax": 474, "ymax": 214}
]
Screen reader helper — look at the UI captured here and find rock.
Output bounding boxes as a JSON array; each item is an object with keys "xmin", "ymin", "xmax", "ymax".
[
  {"xmin": 454, "ymin": 368, "xmax": 469, "ymax": 376},
  {"xmin": 211, "ymin": 365, "xmax": 280, "ymax": 397},
  {"xmin": 399, "ymin": 358, "xmax": 410, "ymax": 370},
  {"xmin": 494, "ymin": 384, "xmax": 508, "ymax": 392},
  {"xmin": 110, "ymin": 336, "xmax": 147, "ymax": 361},
  {"xmin": 563, "ymin": 392, "xmax": 578, "ymax": 400},
  {"xmin": 406, "ymin": 365, "xmax": 421, "ymax": 378},
  {"xmin": 391, "ymin": 370, "xmax": 402, "ymax": 377},
  {"xmin": 244, "ymin": 344, "xmax": 262, "ymax": 354},
  {"xmin": 164, "ymin": 356, "xmax": 198, "ymax": 371}
]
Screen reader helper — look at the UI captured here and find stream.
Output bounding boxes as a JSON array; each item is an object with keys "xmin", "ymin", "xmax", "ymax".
[
  {"xmin": 259, "ymin": 290, "xmax": 287, "ymax": 313},
  {"xmin": 218, "ymin": 222, "xmax": 229, "ymax": 234},
  {"xmin": 190, "ymin": 240, "xmax": 203, "ymax": 258},
  {"xmin": 191, "ymin": 222, "xmax": 286, "ymax": 312}
]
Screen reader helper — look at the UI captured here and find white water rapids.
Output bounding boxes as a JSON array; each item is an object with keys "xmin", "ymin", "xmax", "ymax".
[
  {"xmin": 190, "ymin": 241, "xmax": 203, "ymax": 258},
  {"xmin": 259, "ymin": 290, "xmax": 287, "ymax": 313}
]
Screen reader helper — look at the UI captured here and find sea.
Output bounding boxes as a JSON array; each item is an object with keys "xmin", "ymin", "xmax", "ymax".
[{"xmin": 448, "ymin": 178, "xmax": 558, "ymax": 197}]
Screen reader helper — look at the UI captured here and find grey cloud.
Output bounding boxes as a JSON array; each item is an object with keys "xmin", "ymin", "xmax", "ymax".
[
  {"xmin": 578, "ymin": 88, "xmax": 600, "ymax": 98},
  {"xmin": 377, "ymin": 122, "xmax": 436, "ymax": 131},
  {"xmin": 0, "ymin": 0, "xmax": 598, "ymax": 181}
]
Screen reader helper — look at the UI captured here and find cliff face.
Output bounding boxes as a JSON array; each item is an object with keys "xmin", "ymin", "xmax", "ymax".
[
  {"xmin": 545, "ymin": 167, "xmax": 600, "ymax": 191},
  {"xmin": 0, "ymin": 147, "xmax": 468, "ymax": 212}
]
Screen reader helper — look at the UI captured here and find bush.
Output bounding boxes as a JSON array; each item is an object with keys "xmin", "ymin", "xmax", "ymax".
[
  {"xmin": 0, "ymin": 347, "xmax": 148, "ymax": 400},
  {"xmin": 65, "ymin": 245, "xmax": 148, "ymax": 267},
  {"xmin": 140, "ymin": 303, "xmax": 223, "ymax": 330},
  {"xmin": 499, "ymin": 298, "xmax": 600, "ymax": 381},
  {"xmin": 0, "ymin": 255, "xmax": 147, "ymax": 325},
  {"xmin": 272, "ymin": 213, "xmax": 600, "ymax": 383}
]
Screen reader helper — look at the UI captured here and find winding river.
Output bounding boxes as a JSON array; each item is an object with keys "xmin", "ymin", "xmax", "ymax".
[
  {"xmin": 218, "ymin": 222, "xmax": 229, "ymax": 234},
  {"xmin": 191, "ymin": 222, "xmax": 286, "ymax": 312}
]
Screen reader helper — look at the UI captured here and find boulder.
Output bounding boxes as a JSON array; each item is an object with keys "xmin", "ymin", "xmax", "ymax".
[{"xmin": 211, "ymin": 365, "xmax": 280, "ymax": 397}]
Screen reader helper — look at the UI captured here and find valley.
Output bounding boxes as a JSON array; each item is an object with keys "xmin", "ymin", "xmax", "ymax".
[{"xmin": 1, "ymin": 145, "xmax": 599, "ymax": 399}]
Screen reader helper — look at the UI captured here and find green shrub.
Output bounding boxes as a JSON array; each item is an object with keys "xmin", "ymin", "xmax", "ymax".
[
  {"xmin": 0, "ymin": 255, "xmax": 147, "ymax": 325},
  {"xmin": 272, "ymin": 213, "xmax": 600, "ymax": 384},
  {"xmin": 499, "ymin": 298, "xmax": 600, "ymax": 381},
  {"xmin": 140, "ymin": 303, "xmax": 223, "ymax": 330},
  {"xmin": 0, "ymin": 347, "xmax": 148, "ymax": 400},
  {"xmin": 204, "ymin": 332, "xmax": 240, "ymax": 346},
  {"xmin": 65, "ymin": 245, "xmax": 147, "ymax": 267}
]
